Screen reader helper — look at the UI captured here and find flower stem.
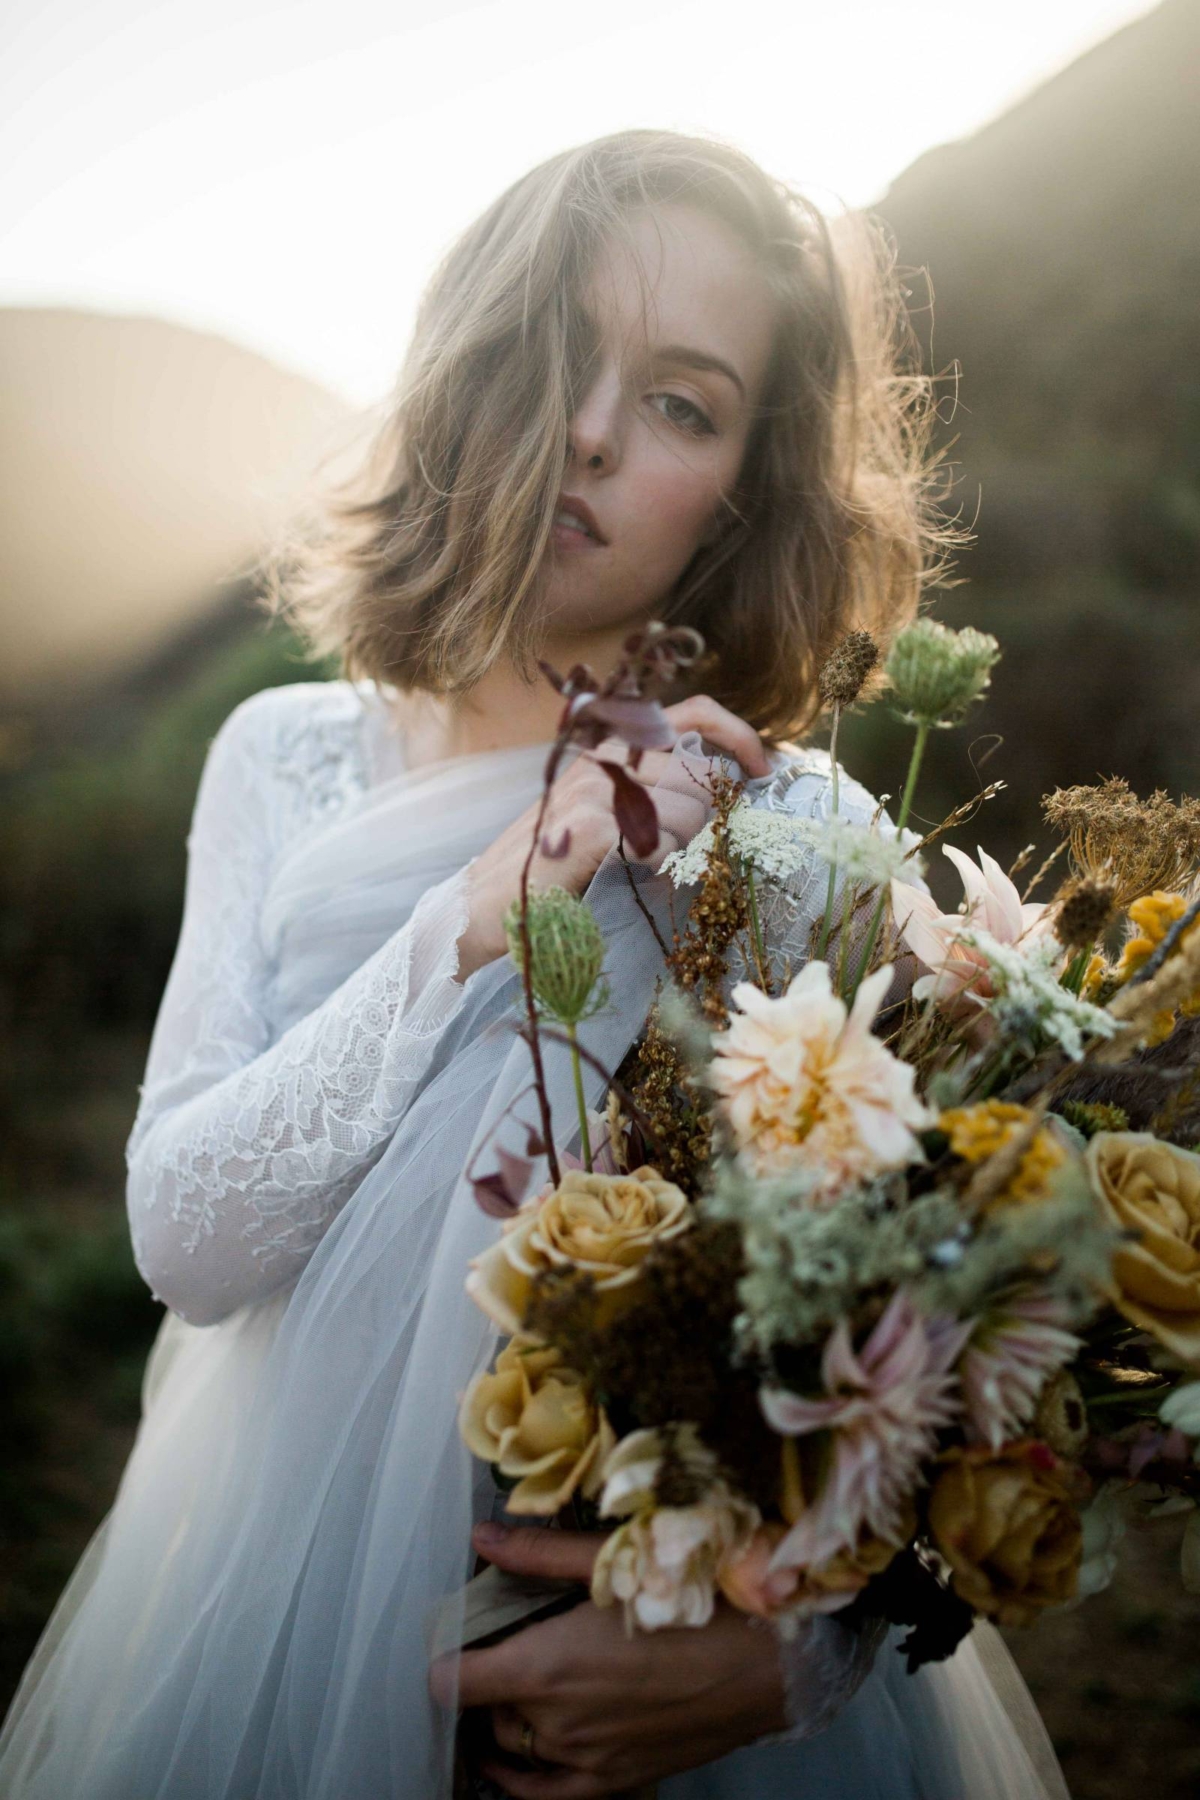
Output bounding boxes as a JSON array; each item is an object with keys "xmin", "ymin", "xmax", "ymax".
[
  {"xmin": 745, "ymin": 862, "xmax": 770, "ymax": 992},
  {"xmin": 895, "ymin": 721, "xmax": 930, "ymax": 839},
  {"xmin": 518, "ymin": 748, "xmax": 565, "ymax": 1189},
  {"xmin": 566, "ymin": 1021, "xmax": 593, "ymax": 1171},
  {"xmin": 1061, "ymin": 947, "xmax": 1091, "ymax": 996},
  {"xmin": 846, "ymin": 720, "xmax": 930, "ymax": 1006},
  {"xmin": 816, "ymin": 705, "xmax": 843, "ymax": 963}
]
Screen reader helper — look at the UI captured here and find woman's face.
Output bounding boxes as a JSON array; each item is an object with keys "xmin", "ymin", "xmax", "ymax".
[{"xmin": 538, "ymin": 202, "xmax": 776, "ymax": 646}]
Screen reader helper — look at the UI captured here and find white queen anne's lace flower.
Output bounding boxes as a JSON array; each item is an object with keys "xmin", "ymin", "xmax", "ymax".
[
  {"xmin": 956, "ymin": 927, "xmax": 1117, "ymax": 1060},
  {"xmin": 661, "ymin": 802, "xmax": 922, "ymax": 892},
  {"xmin": 809, "ymin": 814, "xmax": 926, "ymax": 887},
  {"xmin": 660, "ymin": 804, "xmax": 822, "ymax": 887}
]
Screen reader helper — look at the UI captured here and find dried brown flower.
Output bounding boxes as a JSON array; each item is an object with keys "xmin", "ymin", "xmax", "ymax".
[
  {"xmin": 818, "ymin": 630, "xmax": 880, "ymax": 710},
  {"xmin": 524, "ymin": 1219, "xmax": 781, "ymax": 1508},
  {"xmin": 666, "ymin": 769, "xmax": 749, "ymax": 1026},
  {"xmin": 1052, "ymin": 877, "xmax": 1117, "ymax": 954},
  {"xmin": 616, "ymin": 770, "xmax": 750, "ymax": 1189},
  {"xmin": 1042, "ymin": 778, "xmax": 1200, "ymax": 911},
  {"xmin": 619, "ymin": 1004, "xmax": 714, "ymax": 1193}
]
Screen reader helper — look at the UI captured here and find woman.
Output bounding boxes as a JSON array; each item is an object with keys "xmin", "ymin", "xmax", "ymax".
[{"xmin": 0, "ymin": 131, "xmax": 1068, "ymax": 1798}]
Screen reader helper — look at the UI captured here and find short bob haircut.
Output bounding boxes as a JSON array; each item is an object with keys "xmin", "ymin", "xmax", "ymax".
[{"xmin": 262, "ymin": 129, "xmax": 968, "ymax": 744}]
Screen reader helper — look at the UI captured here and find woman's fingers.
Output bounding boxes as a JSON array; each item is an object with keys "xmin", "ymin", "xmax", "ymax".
[
  {"xmin": 472, "ymin": 1522, "xmax": 606, "ymax": 1584},
  {"xmin": 637, "ymin": 785, "xmax": 708, "ymax": 870},
  {"xmin": 665, "ymin": 694, "xmax": 770, "ymax": 778}
]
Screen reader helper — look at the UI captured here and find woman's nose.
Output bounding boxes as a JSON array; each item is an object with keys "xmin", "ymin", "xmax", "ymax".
[{"xmin": 567, "ymin": 369, "xmax": 623, "ymax": 476}]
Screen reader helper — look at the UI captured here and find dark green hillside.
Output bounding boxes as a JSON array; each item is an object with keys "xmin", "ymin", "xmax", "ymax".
[
  {"xmin": 0, "ymin": 603, "xmax": 333, "ymax": 1704},
  {"xmin": 844, "ymin": 0, "xmax": 1200, "ymax": 887}
]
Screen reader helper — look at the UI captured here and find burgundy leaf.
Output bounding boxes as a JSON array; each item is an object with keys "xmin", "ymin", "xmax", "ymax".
[
  {"xmin": 565, "ymin": 661, "xmax": 599, "ymax": 695},
  {"xmin": 541, "ymin": 826, "xmax": 572, "ymax": 860},
  {"xmin": 574, "ymin": 693, "xmax": 676, "ymax": 751},
  {"xmin": 471, "ymin": 1172, "xmax": 521, "ymax": 1219},
  {"xmin": 536, "ymin": 658, "xmax": 566, "ymax": 694},
  {"xmin": 599, "ymin": 759, "xmax": 660, "ymax": 858},
  {"xmin": 524, "ymin": 1126, "xmax": 547, "ymax": 1158},
  {"xmin": 495, "ymin": 1144, "xmax": 534, "ymax": 1206}
]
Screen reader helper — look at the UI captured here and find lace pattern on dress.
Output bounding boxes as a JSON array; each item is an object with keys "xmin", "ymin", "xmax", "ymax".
[{"xmin": 124, "ymin": 682, "xmax": 473, "ymax": 1327}]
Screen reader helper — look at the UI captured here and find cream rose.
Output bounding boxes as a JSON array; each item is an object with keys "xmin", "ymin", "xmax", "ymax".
[
  {"xmin": 458, "ymin": 1335, "xmax": 615, "ymax": 1515},
  {"xmin": 466, "ymin": 1166, "xmax": 692, "ymax": 1335},
  {"xmin": 1086, "ymin": 1131, "xmax": 1200, "ymax": 1369}
]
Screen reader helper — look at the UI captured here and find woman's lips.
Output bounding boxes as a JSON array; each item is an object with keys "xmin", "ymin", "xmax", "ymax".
[
  {"xmin": 550, "ymin": 518, "xmax": 604, "ymax": 543},
  {"xmin": 554, "ymin": 496, "xmax": 611, "ymax": 543}
]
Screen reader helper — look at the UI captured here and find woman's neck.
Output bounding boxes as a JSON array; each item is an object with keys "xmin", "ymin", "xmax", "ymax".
[{"xmin": 396, "ymin": 621, "xmax": 638, "ymax": 769}]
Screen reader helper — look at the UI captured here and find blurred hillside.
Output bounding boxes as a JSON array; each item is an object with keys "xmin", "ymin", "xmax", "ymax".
[
  {"xmin": 0, "ymin": 307, "xmax": 356, "ymax": 716},
  {"xmin": 848, "ymin": 0, "xmax": 1200, "ymax": 874}
]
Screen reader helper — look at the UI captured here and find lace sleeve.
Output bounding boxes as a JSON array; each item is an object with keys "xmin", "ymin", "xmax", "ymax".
[{"xmin": 124, "ymin": 690, "xmax": 475, "ymax": 1329}]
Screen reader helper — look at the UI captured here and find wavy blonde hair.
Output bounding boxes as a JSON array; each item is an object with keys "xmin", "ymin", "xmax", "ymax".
[{"xmin": 261, "ymin": 129, "xmax": 969, "ymax": 742}]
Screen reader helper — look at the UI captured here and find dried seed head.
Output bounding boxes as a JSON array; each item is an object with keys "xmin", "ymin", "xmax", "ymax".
[
  {"xmin": 818, "ymin": 630, "xmax": 880, "ymax": 709},
  {"xmin": 1042, "ymin": 778, "xmax": 1200, "ymax": 909},
  {"xmin": 1053, "ymin": 877, "xmax": 1117, "ymax": 953}
]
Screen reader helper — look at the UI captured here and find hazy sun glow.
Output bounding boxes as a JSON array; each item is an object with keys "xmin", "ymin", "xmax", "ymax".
[{"xmin": 1, "ymin": 0, "xmax": 1157, "ymax": 404}]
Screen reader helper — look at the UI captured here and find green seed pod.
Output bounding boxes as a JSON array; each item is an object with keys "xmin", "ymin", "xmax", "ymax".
[
  {"xmin": 885, "ymin": 618, "xmax": 1000, "ymax": 728},
  {"xmin": 505, "ymin": 887, "xmax": 609, "ymax": 1026}
]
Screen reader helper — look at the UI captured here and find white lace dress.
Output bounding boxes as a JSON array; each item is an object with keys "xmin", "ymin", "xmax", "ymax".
[
  {"xmin": 0, "ymin": 679, "xmax": 1071, "ymax": 1799},
  {"xmin": 123, "ymin": 679, "xmax": 485, "ymax": 1325}
]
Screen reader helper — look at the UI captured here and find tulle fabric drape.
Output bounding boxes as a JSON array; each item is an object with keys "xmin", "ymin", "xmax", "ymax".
[{"xmin": 0, "ymin": 734, "xmax": 1069, "ymax": 1799}]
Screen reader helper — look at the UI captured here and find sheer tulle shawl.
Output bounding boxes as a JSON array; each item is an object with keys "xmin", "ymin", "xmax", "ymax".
[{"xmin": 0, "ymin": 735, "xmax": 1069, "ymax": 1800}]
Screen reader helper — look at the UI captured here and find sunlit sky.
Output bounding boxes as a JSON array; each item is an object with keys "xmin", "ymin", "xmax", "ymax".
[{"xmin": 2, "ymin": 0, "xmax": 1156, "ymax": 406}]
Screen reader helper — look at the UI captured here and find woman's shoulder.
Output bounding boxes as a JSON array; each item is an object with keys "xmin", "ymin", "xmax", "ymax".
[
  {"xmin": 206, "ymin": 678, "xmax": 376, "ymax": 830},
  {"xmin": 748, "ymin": 740, "xmax": 883, "ymax": 828}
]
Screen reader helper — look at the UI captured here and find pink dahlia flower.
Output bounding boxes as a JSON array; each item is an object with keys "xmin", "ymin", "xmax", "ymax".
[
  {"xmin": 760, "ymin": 1290, "xmax": 971, "ymax": 1572},
  {"xmin": 891, "ymin": 844, "xmax": 1051, "ymax": 1021},
  {"xmin": 961, "ymin": 1286, "xmax": 1081, "ymax": 1451}
]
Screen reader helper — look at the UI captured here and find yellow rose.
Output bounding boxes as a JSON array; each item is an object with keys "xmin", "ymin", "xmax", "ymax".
[
  {"xmin": 1086, "ymin": 1131, "xmax": 1200, "ymax": 1369},
  {"xmin": 927, "ymin": 1442, "xmax": 1082, "ymax": 1627},
  {"xmin": 458, "ymin": 1334, "xmax": 615, "ymax": 1515},
  {"xmin": 466, "ymin": 1166, "xmax": 693, "ymax": 1335}
]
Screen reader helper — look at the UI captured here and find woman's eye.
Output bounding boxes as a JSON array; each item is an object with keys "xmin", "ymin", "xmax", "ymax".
[{"xmin": 649, "ymin": 392, "xmax": 715, "ymax": 436}]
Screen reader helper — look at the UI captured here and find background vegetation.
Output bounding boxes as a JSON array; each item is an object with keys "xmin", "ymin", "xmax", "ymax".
[{"xmin": 1, "ymin": 4, "xmax": 1197, "ymax": 1791}]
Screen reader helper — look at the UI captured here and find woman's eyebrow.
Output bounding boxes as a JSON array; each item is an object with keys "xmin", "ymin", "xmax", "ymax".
[{"xmin": 653, "ymin": 343, "xmax": 746, "ymax": 401}]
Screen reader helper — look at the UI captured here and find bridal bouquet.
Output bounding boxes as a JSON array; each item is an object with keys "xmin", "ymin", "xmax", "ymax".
[{"xmin": 454, "ymin": 620, "xmax": 1200, "ymax": 1675}]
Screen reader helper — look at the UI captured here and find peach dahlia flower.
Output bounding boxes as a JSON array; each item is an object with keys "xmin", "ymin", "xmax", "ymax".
[{"xmin": 709, "ymin": 961, "xmax": 932, "ymax": 1201}]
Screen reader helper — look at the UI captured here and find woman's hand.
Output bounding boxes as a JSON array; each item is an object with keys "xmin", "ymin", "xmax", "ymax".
[
  {"xmin": 429, "ymin": 1522, "xmax": 788, "ymax": 1798},
  {"xmin": 455, "ymin": 695, "xmax": 770, "ymax": 981}
]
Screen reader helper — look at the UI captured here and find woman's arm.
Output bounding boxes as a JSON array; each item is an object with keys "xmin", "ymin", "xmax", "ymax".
[{"xmin": 125, "ymin": 689, "xmax": 475, "ymax": 1329}]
